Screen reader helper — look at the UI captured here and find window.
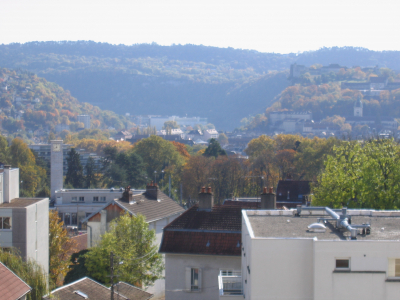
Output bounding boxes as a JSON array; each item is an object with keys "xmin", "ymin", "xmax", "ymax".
[
  {"xmin": 0, "ymin": 217, "xmax": 11, "ymax": 230},
  {"xmin": 71, "ymin": 213, "xmax": 77, "ymax": 225},
  {"xmin": 79, "ymin": 196, "xmax": 84, "ymax": 202},
  {"xmin": 335, "ymin": 258, "xmax": 350, "ymax": 270},
  {"xmin": 71, "ymin": 197, "xmax": 77, "ymax": 202},
  {"xmin": 64, "ymin": 213, "xmax": 71, "ymax": 225},
  {"xmin": 191, "ymin": 268, "xmax": 199, "ymax": 291},
  {"xmin": 186, "ymin": 267, "xmax": 201, "ymax": 292},
  {"xmin": 93, "ymin": 196, "xmax": 99, "ymax": 202},
  {"xmin": 388, "ymin": 259, "xmax": 400, "ymax": 277},
  {"xmin": 100, "ymin": 196, "xmax": 106, "ymax": 202}
]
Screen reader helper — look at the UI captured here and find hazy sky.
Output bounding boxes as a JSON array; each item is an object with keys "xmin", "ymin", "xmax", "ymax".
[{"xmin": 1, "ymin": 0, "xmax": 399, "ymax": 54}]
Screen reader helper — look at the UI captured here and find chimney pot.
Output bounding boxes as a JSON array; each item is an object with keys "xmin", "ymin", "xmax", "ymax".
[
  {"xmin": 199, "ymin": 186, "xmax": 213, "ymax": 211},
  {"xmin": 261, "ymin": 188, "xmax": 276, "ymax": 209},
  {"xmin": 207, "ymin": 186, "xmax": 212, "ymax": 193},
  {"xmin": 263, "ymin": 187, "xmax": 267, "ymax": 194},
  {"xmin": 269, "ymin": 187, "xmax": 273, "ymax": 194},
  {"xmin": 201, "ymin": 186, "xmax": 206, "ymax": 193}
]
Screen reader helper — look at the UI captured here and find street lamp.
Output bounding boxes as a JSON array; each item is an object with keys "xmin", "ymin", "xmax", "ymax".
[
  {"xmin": 161, "ymin": 170, "xmax": 164, "ymax": 190},
  {"xmin": 154, "ymin": 171, "xmax": 157, "ymax": 184}
]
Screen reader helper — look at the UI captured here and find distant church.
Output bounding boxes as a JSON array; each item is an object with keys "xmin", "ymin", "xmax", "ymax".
[{"xmin": 345, "ymin": 97, "xmax": 397, "ymax": 131}]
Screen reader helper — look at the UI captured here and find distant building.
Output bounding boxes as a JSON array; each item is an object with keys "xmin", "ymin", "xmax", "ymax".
[
  {"xmin": 203, "ymin": 129, "xmax": 219, "ymax": 141},
  {"xmin": 114, "ymin": 130, "xmax": 132, "ymax": 141},
  {"xmin": 276, "ymin": 179, "xmax": 312, "ymax": 208},
  {"xmin": 77, "ymin": 115, "xmax": 90, "ymax": 129},
  {"xmin": 269, "ymin": 111, "xmax": 312, "ymax": 133},
  {"xmin": 133, "ymin": 115, "xmax": 208, "ymax": 130}
]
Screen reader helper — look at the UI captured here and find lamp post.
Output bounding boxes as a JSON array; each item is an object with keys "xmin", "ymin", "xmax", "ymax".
[
  {"xmin": 161, "ymin": 170, "xmax": 164, "ymax": 190},
  {"xmin": 154, "ymin": 171, "xmax": 157, "ymax": 184}
]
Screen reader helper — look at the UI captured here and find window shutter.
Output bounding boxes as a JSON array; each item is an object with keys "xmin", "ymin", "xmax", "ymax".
[
  {"xmin": 198, "ymin": 268, "xmax": 202, "ymax": 291},
  {"xmin": 388, "ymin": 258, "xmax": 395, "ymax": 277},
  {"xmin": 185, "ymin": 267, "xmax": 191, "ymax": 292}
]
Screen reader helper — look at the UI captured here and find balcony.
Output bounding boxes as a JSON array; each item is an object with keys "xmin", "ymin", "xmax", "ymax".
[{"xmin": 218, "ymin": 271, "xmax": 243, "ymax": 299}]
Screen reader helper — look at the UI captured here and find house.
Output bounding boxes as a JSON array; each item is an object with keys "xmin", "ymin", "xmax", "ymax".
[
  {"xmin": 159, "ymin": 187, "xmax": 276, "ymax": 300},
  {"xmin": 0, "ymin": 166, "xmax": 49, "ymax": 275},
  {"xmin": 186, "ymin": 129, "xmax": 203, "ymax": 140},
  {"xmin": 203, "ymin": 129, "xmax": 219, "ymax": 141},
  {"xmin": 0, "ymin": 261, "xmax": 31, "ymax": 300},
  {"xmin": 82, "ymin": 183, "xmax": 185, "ymax": 299},
  {"xmin": 240, "ymin": 207, "xmax": 400, "ymax": 300},
  {"xmin": 276, "ymin": 179, "xmax": 311, "ymax": 208},
  {"xmin": 114, "ymin": 130, "xmax": 133, "ymax": 141},
  {"xmin": 43, "ymin": 277, "xmax": 153, "ymax": 300}
]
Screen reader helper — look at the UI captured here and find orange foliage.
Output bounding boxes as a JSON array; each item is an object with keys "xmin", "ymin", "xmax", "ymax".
[{"xmin": 171, "ymin": 141, "xmax": 190, "ymax": 159}]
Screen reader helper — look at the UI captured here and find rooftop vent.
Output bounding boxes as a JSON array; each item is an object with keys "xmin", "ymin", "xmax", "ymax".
[
  {"xmin": 74, "ymin": 291, "xmax": 88, "ymax": 299},
  {"xmin": 308, "ymin": 222, "xmax": 326, "ymax": 233}
]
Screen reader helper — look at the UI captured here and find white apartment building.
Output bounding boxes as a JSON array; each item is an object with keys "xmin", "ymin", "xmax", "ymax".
[{"xmin": 240, "ymin": 207, "xmax": 400, "ymax": 300}]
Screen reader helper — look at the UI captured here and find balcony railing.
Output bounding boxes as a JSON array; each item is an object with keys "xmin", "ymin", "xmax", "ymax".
[{"xmin": 218, "ymin": 271, "xmax": 243, "ymax": 297}]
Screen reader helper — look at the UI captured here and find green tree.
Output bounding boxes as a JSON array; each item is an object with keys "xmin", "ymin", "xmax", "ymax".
[
  {"xmin": 0, "ymin": 249, "xmax": 48, "ymax": 300},
  {"xmin": 203, "ymin": 138, "xmax": 226, "ymax": 158},
  {"xmin": 84, "ymin": 213, "xmax": 163, "ymax": 287},
  {"xmin": 65, "ymin": 148, "xmax": 84, "ymax": 188},
  {"xmin": 313, "ymin": 139, "xmax": 400, "ymax": 209},
  {"xmin": 133, "ymin": 135, "xmax": 185, "ymax": 178},
  {"xmin": 85, "ymin": 156, "xmax": 98, "ymax": 188}
]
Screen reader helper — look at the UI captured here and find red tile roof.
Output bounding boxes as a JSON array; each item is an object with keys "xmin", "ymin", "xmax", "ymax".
[
  {"xmin": 223, "ymin": 200, "xmax": 261, "ymax": 209},
  {"xmin": 0, "ymin": 262, "xmax": 31, "ymax": 300}
]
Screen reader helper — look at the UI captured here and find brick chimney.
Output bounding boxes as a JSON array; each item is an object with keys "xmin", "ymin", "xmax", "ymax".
[
  {"xmin": 122, "ymin": 186, "xmax": 134, "ymax": 204},
  {"xmin": 146, "ymin": 181, "xmax": 159, "ymax": 200},
  {"xmin": 261, "ymin": 187, "xmax": 276, "ymax": 209},
  {"xmin": 198, "ymin": 186, "xmax": 214, "ymax": 211}
]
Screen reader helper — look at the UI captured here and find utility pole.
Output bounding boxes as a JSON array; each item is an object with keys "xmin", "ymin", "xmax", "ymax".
[{"xmin": 109, "ymin": 252, "xmax": 116, "ymax": 300}]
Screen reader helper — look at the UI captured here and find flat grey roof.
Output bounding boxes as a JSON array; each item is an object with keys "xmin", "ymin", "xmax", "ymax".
[
  {"xmin": 248, "ymin": 214, "xmax": 400, "ymax": 241},
  {"xmin": 0, "ymin": 198, "xmax": 48, "ymax": 208}
]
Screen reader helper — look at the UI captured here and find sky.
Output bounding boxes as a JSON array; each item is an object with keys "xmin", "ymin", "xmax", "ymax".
[{"xmin": 1, "ymin": 0, "xmax": 400, "ymax": 54}]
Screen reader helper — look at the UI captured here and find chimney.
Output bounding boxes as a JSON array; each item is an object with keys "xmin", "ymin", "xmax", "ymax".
[
  {"xmin": 122, "ymin": 186, "xmax": 135, "ymax": 204},
  {"xmin": 3, "ymin": 165, "xmax": 19, "ymax": 203},
  {"xmin": 261, "ymin": 187, "xmax": 276, "ymax": 209},
  {"xmin": 198, "ymin": 186, "xmax": 214, "ymax": 211},
  {"xmin": 146, "ymin": 181, "xmax": 159, "ymax": 200}
]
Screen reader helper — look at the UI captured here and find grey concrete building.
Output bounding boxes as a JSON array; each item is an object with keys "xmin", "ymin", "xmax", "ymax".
[
  {"xmin": 0, "ymin": 166, "xmax": 49, "ymax": 274},
  {"xmin": 50, "ymin": 140, "xmax": 63, "ymax": 200},
  {"xmin": 77, "ymin": 115, "xmax": 91, "ymax": 129}
]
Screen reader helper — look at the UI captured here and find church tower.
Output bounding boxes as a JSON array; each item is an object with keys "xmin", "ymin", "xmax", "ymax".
[{"xmin": 354, "ymin": 96, "xmax": 363, "ymax": 117}]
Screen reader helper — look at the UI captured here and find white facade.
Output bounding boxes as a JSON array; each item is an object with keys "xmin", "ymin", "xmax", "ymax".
[
  {"xmin": 203, "ymin": 129, "xmax": 219, "ymax": 141},
  {"xmin": 165, "ymin": 254, "xmax": 241, "ymax": 300},
  {"xmin": 50, "ymin": 140, "xmax": 64, "ymax": 200},
  {"xmin": 241, "ymin": 209, "xmax": 400, "ymax": 300}
]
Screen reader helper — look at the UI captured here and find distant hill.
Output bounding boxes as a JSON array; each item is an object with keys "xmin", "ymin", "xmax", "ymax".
[
  {"xmin": 0, "ymin": 68, "xmax": 130, "ymax": 135},
  {"xmin": 1, "ymin": 42, "xmax": 400, "ymax": 129}
]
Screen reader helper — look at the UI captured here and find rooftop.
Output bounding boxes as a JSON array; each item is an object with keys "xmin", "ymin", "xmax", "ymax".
[
  {"xmin": 0, "ymin": 198, "xmax": 47, "ymax": 208},
  {"xmin": 0, "ymin": 262, "xmax": 31, "ymax": 300},
  {"xmin": 245, "ymin": 209, "xmax": 400, "ymax": 241},
  {"xmin": 44, "ymin": 277, "xmax": 153, "ymax": 300}
]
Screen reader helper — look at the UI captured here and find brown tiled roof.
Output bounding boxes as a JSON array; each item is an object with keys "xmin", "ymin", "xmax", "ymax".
[
  {"xmin": 44, "ymin": 277, "xmax": 152, "ymax": 300},
  {"xmin": 116, "ymin": 191, "xmax": 184, "ymax": 222},
  {"xmin": 0, "ymin": 262, "xmax": 31, "ymax": 300},
  {"xmin": 115, "ymin": 282, "xmax": 153, "ymax": 300},
  {"xmin": 165, "ymin": 204, "xmax": 242, "ymax": 231},
  {"xmin": 70, "ymin": 233, "xmax": 87, "ymax": 252},
  {"xmin": 0, "ymin": 198, "xmax": 47, "ymax": 208},
  {"xmin": 85, "ymin": 190, "xmax": 184, "ymax": 223},
  {"xmin": 160, "ymin": 231, "xmax": 241, "ymax": 256},
  {"xmin": 160, "ymin": 204, "xmax": 250, "ymax": 256}
]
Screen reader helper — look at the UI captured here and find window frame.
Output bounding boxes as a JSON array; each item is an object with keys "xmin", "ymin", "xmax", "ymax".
[
  {"xmin": 191, "ymin": 268, "xmax": 199, "ymax": 291},
  {"xmin": 0, "ymin": 217, "xmax": 12, "ymax": 230},
  {"xmin": 100, "ymin": 196, "xmax": 106, "ymax": 202},
  {"xmin": 335, "ymin": 258, "xmax": 350, "ymax": 271},
  {"xmin": 71, "ymin": 196, "xmax": 78, "ymax": 202},
  {"xmin": 79, "ymin": 196, "xmax": 85, "ymax": 202},
  {"xmin": 93, "ymin": 196, "xmax": 99, "ymax": 202}
]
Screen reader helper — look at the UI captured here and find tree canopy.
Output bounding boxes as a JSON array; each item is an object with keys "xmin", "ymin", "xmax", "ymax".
[
  {"xmin": 84, "ymin": 213, "xmax": 163, "ymax": 287},
  {"xmin": 313, "ymin": 139, "xmax": 400, "ymax": 209}
]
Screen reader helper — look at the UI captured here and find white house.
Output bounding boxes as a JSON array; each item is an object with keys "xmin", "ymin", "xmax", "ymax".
[{"xmin": 240, "ymin": 207, "xmax": 400, "ymax": 300}]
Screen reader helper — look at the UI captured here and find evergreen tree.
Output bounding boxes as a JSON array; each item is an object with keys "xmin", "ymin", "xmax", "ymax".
[
  {"xmin": 65, "ymin": 148, "xmax": 84, "ymax": 188},
  {"xmin": 85, "ymin": 156, "xmax": 97, "ymax": 188},
  {"xmin": 203, "ymin": 138, "xmax": 226, "ymax": 158}
]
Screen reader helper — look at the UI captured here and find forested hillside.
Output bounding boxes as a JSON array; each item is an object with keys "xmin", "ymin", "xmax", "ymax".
[
  {"xmin": 2, "ymin": 42, "xmax": 400, "ymax": 129},
  {"xmin": 0, "ymin": 68, "xmax": 130, "ymax": 136}
]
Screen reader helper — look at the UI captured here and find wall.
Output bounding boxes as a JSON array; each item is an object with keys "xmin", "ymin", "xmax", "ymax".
[
  {"xmin": 314, "ymin": 240, "xmax": 400, "ymax": 300},
  {"xmin": 0, "ymin": 208, "xmax": 13, "ymax": 247},
  {"xmin": 165, "ymin": 254, "xmax": 241, "ymax": 300},
  {"xmin": 50, "ymin": 140, "xmax": 63, "ymax": 200}
]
